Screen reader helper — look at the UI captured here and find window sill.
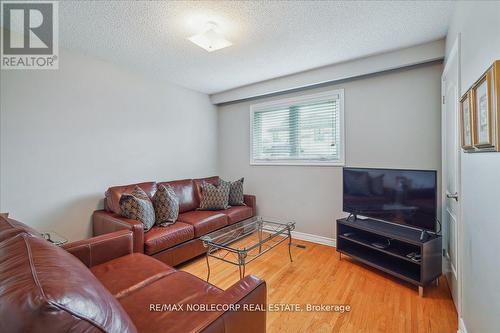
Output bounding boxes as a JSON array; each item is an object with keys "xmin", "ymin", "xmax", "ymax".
[{"xmin": 250, "ymin": 160, "xmax": 345, "ymax": 167}]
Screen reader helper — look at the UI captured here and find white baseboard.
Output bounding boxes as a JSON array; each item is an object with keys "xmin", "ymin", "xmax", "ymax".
[
  {"xmin": 291, "ymin": 231, "xmax": 336, "ymax": 247},
  {"xmin": 458, "ymin": 317, "xmax": 467, "ymax": 333}
]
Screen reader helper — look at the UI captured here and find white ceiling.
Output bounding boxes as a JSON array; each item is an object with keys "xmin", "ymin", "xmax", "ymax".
[{"xmin": 59, "ymin": 1, "xmax": 453, "ymax": 94}]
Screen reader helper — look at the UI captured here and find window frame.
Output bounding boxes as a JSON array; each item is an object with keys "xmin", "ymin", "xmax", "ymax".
[{"xmin": 249, "ymin": 89, "xmax": 345, "ymax": 166}]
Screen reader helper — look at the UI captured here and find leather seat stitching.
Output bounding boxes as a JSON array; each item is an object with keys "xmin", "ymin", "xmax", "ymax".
[{"xmin": 114, "ymin": 271, "xmax": 175, "ymax": 299}]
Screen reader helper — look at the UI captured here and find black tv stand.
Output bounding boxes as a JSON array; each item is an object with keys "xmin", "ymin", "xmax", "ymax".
[{"xmin": 336, "ymin": 217, "xmax": 442, "ymax": 296}]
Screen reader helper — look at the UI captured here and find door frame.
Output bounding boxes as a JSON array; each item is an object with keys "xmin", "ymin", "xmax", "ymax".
[{"xmin": 441, "ymin": 34, "xmax": 463, "ymax": 320}]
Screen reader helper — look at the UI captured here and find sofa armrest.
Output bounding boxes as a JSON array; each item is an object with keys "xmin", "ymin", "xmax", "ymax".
[
  {"xmin": 62, "ymin": 230, "xmax": 133, "ymax": 268},
  {"xmin": 93, "ymin": 210, "xmax": 144, "ymax": 253},
  {"xmin": 243, "ymin": 195, "xmax": 256, "ymax": 216},
  {"xmin": 200, "ymin": 275, "xmax": 267, "ymax": 333}
]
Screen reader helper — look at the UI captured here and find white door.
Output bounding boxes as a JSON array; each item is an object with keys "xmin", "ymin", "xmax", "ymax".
[{"xmin": 441, "ymin": 37, "xmax": 461, "ymax": 313}]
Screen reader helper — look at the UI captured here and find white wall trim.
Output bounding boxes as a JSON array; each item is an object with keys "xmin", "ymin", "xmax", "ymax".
[
  {"xmin": 211, "ymin": 39, "xmax": 444, "ymax": 104},
  {"xmin": 457, "ymin": 317, "xmax": 468, "ymax": 333},
  {"xmin": 291, "ymin": 230, "xmax": 336, "ymax": 247}
]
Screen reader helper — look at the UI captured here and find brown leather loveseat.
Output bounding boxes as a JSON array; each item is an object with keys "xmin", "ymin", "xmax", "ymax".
[
  {"xmin": 93, "ymin": 176, "xmax": 256, "ymax": 266},
  {"xmin": 0, "ymin": 215, "xmax": 267, "ymax": 333}
]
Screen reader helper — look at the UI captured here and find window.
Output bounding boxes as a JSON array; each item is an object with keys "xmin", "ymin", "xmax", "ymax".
[{"xmin": 250, "ymin": 90, "xmax": 344, "ymax": 166}]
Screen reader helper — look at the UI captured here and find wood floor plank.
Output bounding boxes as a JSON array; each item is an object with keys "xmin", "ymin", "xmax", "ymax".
[{"xmin": 179, "ymin": 238, "xmax": 457, "ymax": 333}]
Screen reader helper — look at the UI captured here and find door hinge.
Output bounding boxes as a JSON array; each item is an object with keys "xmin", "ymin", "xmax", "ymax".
[{"xmin": 442, "ymin": 96, "xmax": 445, "ymax": 104}]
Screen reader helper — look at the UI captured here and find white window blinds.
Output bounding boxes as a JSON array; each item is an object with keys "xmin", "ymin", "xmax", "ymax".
[{"xmin": 251, "ymin": 90, "xmax": 344, "ymax": 165}]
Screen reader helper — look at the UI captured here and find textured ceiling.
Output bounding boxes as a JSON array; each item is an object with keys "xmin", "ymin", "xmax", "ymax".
[{"xmin": 58, "ymin": 1, "xmax": 453, "ymax": 94}]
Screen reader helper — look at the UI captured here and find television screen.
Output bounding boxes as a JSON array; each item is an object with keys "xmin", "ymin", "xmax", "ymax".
[{"xmin": 343, "ymin": 167, "xmax": 437, "ymax": 231}]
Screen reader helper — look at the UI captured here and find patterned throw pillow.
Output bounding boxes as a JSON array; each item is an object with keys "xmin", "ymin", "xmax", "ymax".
[
  {"xmin": 228, "ymin": 178, "xmax": 245, "ymax": 206},
  {"xmin": 198, "ymin": 179, "xmax": 231, "ymax": 210},
  {"xmin": 119, "ymin": 186, "xmax": 155, "ymax": 231},
  {"xmin": 152, "ymin": 184, "xmax": 179, "ymax": 226}
]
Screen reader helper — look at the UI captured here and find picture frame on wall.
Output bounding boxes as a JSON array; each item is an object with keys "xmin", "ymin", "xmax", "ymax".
[
  {"xmin": 460, "ymin": 92, "xmax": 474, "ymax": 151},
  {"xmin": 471, "ymin": 62, "xmax": 499, "ymax": 151},
  {"xmin": 472, "ymin": 71, "xmax": 493, "ymax": 148}
]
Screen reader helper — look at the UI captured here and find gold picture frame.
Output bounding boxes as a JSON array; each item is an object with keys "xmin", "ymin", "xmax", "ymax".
[
  {"xmin": 495, "ymin": 60, "xmax": 500, "ymax": 151},
  {"xmin": 460, "ymin": 92, "xmax": 474, "ymax": 150},
  {"xmin": 471, "ymin": 61, "xmax": 499, "ymax": 151}
]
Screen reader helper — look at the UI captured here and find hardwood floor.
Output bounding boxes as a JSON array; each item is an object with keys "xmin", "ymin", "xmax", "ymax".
[{"xmin": 179, "ymin": 238, "xmax": 458, "ymax": 333}]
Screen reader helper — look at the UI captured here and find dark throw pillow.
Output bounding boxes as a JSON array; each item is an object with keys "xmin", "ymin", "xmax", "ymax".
[
  {"xmin": 228, "ymin": 178, "xmax": 245, "ymax": 206},
  {"xmin": 198, "ymin": 179, "xmax": 231, "ymax": 210},
  {"xmin": 152, "ymin": 184, "xmax": 179, "ymax": 226},
  {"xmin": 119, "ymin": 186, "xmax": 155, "ymax": 231}
]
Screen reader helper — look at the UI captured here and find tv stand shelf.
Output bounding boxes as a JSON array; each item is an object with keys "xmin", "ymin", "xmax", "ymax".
[{"xmin": 336, "ymin": 217, "xmax": 442, "ymax": 296}]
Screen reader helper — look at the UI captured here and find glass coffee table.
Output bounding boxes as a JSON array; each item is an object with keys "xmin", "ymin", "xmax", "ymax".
[{"xmin": 201, "ymin": 216, "xmax": 295, "ymax": 281}]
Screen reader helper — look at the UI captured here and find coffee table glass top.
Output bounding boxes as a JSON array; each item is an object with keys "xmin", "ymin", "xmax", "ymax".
[
  {"xmin": 202, "ymin": 216, "xmax": 294, "ymax": 250},
  {"xmin": 201, "ymin": 216, "xmax": 295, "ymax": 266}
]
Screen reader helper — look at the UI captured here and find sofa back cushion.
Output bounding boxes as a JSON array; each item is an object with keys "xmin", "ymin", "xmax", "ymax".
[
  {"xmin": 0, "ymin": 215, "xmax": 41, "ymax": 243},
  {"xmin": 193, "ymin": 176, "xmax": 220, "ymax": 208},
  {"xmin": 0, "ymin": 232, "xmax": 137, "ymax": 333},
  {"xmin": 157, "ymin": 179, "xmax": 196, "ymax": 213},
  {"xmin": 105, "ymin": 182, "xmax": 157, "ymax": 215},
  {"xmin": 105, "ymin": 177, "xmax": 221, "ymax": 215}
]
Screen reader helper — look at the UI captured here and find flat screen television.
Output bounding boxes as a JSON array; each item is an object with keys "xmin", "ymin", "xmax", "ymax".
[{"xmin": 343, "ymin": 167, "xmax": 437, "ymax": 232}]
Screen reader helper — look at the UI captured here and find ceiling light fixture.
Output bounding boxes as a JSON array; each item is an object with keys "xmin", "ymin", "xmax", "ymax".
[{"xmin": 188, "ymin": 21, "xmax": 232, "ymax": 52}]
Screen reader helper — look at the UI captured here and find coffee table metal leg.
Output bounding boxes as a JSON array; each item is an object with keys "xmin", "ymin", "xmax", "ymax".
[
  {"xmin": 288, "ymin": 228, "xmax": 293, "ymax": 262},
  {"xmin": 258, "ymin": 228, "xmax": 262, "ymax": 253},
  {"xmin": 238, "ymin": 252, "xmax": 246, "ymax": 279},
  {"xmin": 238, "ymin": 254, "xmax": 245, "ymax": 280},
  {"xmin": 206, "ymin": 252, "xmax": 211, "ymax": 282}
]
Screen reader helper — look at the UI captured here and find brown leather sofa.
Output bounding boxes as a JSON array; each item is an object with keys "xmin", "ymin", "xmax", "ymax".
[
  {"xmin": 93, "ymin": 176, "xmax": 256, "ymax": 266},
  {"xmin": 0, "ymin": 215, "xmax": 266, "ymax": 333}
]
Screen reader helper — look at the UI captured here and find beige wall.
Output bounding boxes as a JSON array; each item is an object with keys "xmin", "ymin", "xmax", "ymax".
[
  {"xmin": 446, "ymin": 2, "xmax": 500, "ymax": 332},
  {"xmin": 218, "ymin": 63, "xmax": 443, "ymax": 240},
  {"xmin": 0, "ymin": 49, "xmax": 218, "ymax": 242}
]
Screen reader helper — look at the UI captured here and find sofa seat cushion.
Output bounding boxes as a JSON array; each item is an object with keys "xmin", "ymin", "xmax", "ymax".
[
  {"xmin": 119, "ymin": 271, "xmax": 223, "ymax": 333},
  {"xmin": 144, "ymin": 223, "xmax": 194, "ymax": 255},
  {"xmin": 222, "ymin": 206, "xmax": 254, "ymax": 224},
  {"xmin": 91, "ymin": 253, "xmax": 176, "ymax": 298},
  {"xmin": 177, "ymin": 211, "xmax": 228, "ymax": 237}
]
